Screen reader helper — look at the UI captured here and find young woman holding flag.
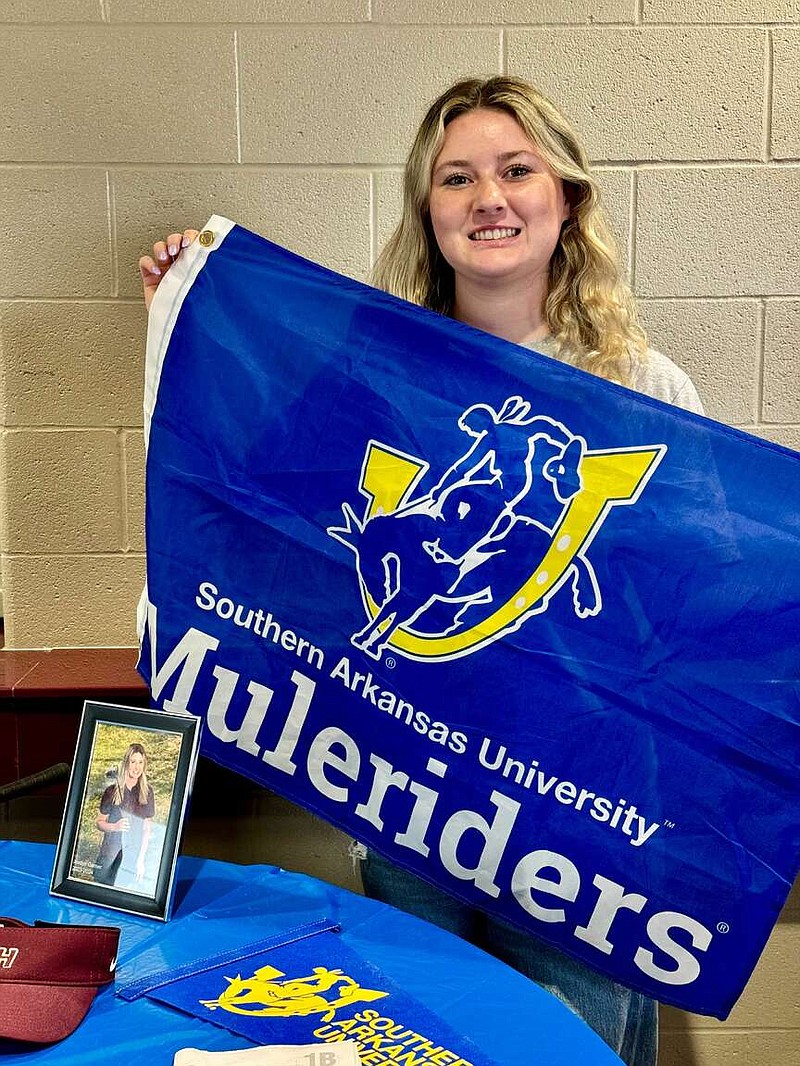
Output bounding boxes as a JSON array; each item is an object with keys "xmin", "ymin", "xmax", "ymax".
[{"xmin": 139, "ymin": 75, "xmax": 702, "ymax": 1066}]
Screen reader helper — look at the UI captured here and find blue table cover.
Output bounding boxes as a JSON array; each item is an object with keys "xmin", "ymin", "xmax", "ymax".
[{"xmin": 0, "ymin": 841, "xmax": 621, "ymax": 1064}]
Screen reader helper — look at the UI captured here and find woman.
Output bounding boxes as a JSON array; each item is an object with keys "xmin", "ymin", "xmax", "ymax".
[
  {"xmin": 94, "ymin": 741, "xmax": 154, "ymax": 890},
  {"xmin": 139, "ymin": 76, "xmax": 701, "ymax": 1065}
]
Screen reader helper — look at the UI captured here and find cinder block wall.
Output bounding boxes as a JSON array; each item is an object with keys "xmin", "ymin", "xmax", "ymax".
[{"xmin": 0, "ymin": 3, "xmax": 798, "ymax": 1062}]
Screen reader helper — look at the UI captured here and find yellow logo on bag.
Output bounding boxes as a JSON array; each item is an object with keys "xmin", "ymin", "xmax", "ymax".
[{"xmin": 200, "ymin": 965, "xmax": 388, "ymax": 1022}]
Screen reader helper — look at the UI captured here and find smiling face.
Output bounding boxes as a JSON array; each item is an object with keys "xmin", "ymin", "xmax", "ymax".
[
  {"xmin": 125, "ymin": 749, "xmax": 146, "ymax": 783},
  {"xmin": 428, "ymin": 108, "xmax": 569, "ymax": 298}
]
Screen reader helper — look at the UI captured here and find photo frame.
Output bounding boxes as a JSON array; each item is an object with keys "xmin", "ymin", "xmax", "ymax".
[{"xmin": 51, "ymin": 701, "xmax": 201, "ymax": 920}]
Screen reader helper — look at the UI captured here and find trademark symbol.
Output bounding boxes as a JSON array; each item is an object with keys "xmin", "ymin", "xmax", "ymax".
[
  {"xmin": 663, "ymin": 820, "xmax": 675, "ymax": 829},
  {"xmin": 385, "ymin": 656, "xmax": 396, "ymax": 669},
  {"xmin": 717, "ymin": 922, "xmax": 730, "ymax": 934}
]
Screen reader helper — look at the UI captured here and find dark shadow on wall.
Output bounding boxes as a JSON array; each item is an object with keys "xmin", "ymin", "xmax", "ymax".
[{"xmin": 658, "ymin": 1011, "xmax": 699, "ymax": 1066}]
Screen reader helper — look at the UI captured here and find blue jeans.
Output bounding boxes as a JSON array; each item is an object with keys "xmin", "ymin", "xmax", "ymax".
[{"xmin": 361, "ymin": 850, "xmax": 656, "ymax": 1066}]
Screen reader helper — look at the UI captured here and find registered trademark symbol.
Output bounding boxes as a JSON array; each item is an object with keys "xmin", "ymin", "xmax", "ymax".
[
  {"xmin": 385, "ymin": 656, "xmax": 396, "ymax": 669},
  {"xmin": 717, "ymin": 922, "xmax": 730, "ymax": 934}
]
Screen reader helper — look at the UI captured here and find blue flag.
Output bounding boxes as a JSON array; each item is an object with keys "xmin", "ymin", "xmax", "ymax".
[
  {"xmin": 127, "ymin": 920, "xmax": 494, "ymax": 1064},
  {"xmin": 140, "ymin": 216, "xmax": 800, "ymax": 1018}
]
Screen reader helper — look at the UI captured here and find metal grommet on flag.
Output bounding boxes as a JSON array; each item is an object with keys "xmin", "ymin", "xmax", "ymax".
[{"xmin": 198, "ymin": 230, "xmax": 215, "ymax": 248}]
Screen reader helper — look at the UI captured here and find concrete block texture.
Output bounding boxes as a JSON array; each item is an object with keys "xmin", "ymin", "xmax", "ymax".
[
  {"xmin": 754, "ymin": 425, "xmax": 800, "ymax": 452},
  {"xmin": 124, "ymin": 431, "xmax": 145, "ymax": 552},
  {"xmin": 772, "ymin": 31, "xmax": 800, "ymax": 159},
  {"xmin": 643, "ymin": 0, "xmax": 800, "ymax": 21},
  {"xmin": 636, "ymin": 166, "xmax": 800, "ymax": 298},
  {"xmin": 763, "ymin": 300, "xmax": 800, "ymax": 422},
  {"xmin": 114, "ymin": 169, "xmax": 372, "ymax": 292},
  {"xmin": 593, "ymin": 169, "xmax": 634, "ymax": 270},
  {"xmin": 658, "ymin": 1030, "xmax": 800, "ymax": 1066},
  {"xmin": 0, "ymin": 28, "xmax": 237, "ymax": 164},
  {"xmin": 374, "ymin": 170, "xmax": 404, "ymax": 267},
  {"xmin": 506, "ymin": 28, "xmax": 765, "ymax": 162},
  {"xmin": 1, "ymin": 0, "xmax": 101, "ymax": 19},
  {"xmin": 0, "ymin": 433, "xmax": 8, "ymax": 555},
  {"xmin": 0, "ymin": 302, "xmax": 146, "ymax": 427},
  {"xmin": 783, "ymin": 875, "xmax": 800, "ymax": 920},
  {"xmin": 4, "ymin": 430, "xmax": 123, "ymax": 553},
  {"xmin": 372, "ymin": 0, "xmax": 635, "ymax": 22},
  {"xmin": 107, "ymin": 0, "xmax": 367, "ymax": 20},
  {"xmin": 2, "ymin": 553, "xmax": 145, "ymax": 648},
  {"xmin": 0, "ymin": 170, "xmax": 111, "ymax": 299},
  {"xmin": 637, "ymin": 299, "xmax": 760, "ymax": 425},
  {"xmin": 237, "ymin": 27, "xmax": 500, "ymax": 164}
]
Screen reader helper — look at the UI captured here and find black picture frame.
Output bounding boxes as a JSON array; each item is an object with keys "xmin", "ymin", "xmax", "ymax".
[{"xmin": 51, "ymin": 701, "xmax": 201, "ymax": 921}]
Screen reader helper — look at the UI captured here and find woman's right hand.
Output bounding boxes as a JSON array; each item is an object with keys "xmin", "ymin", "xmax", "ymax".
[
  {"xmin": 98, "ymin": 815, "xmax": 130, "ymax": 832},
  {"xmin": 139, "ymin": 228, "xmax": 199, "ymax": 312}
]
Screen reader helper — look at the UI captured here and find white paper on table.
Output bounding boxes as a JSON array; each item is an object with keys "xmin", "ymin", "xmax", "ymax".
[{"xmin": 173, "ymin": 1043, "xmax": 360, "ymax": 1066}]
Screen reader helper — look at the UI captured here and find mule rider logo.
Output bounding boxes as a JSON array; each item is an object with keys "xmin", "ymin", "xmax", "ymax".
[
  {"xmin": 328, "ymin": 396, "xmax": 665, "ymax": 662},
  {"xmin": 200, "ymin": 964, "xmax": 388, "ymax": 1022}
]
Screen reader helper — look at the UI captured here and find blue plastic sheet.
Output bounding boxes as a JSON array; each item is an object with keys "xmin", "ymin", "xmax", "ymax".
[{"xmin": 0, "ymin": 841, "xmax": 620, "ymax": 1064}]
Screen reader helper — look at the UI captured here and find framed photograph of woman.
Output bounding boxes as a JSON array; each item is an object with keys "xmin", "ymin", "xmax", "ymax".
[{"xmin": 51, "ymin": 701, "xmax": 201, "ymax": 920}]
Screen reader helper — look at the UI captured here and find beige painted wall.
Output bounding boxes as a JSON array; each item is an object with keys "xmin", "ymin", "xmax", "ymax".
[{"xmin": 0, "ymin": 3, "xmax": 798, "ymax": 1063}]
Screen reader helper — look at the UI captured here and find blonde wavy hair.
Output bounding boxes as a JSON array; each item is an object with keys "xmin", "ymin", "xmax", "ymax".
[
  {"xmin": 372, "ymin": 76, "xmax": 647, "ymax": 383},
  {"xmin": 114, "ymin": 742, "xmax": 150, "ymax": 806}
]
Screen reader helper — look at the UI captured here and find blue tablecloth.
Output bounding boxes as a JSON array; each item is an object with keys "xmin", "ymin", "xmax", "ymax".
[{"xmin": 0, "ymin": 841, "xmax": 622, "ymax": 1064}]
